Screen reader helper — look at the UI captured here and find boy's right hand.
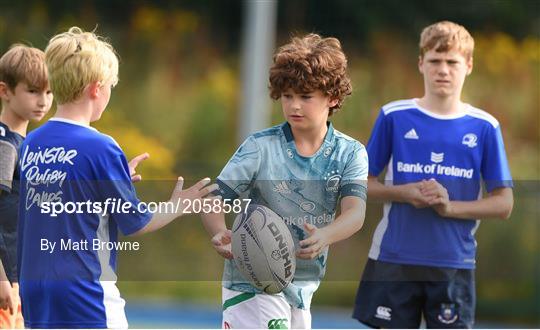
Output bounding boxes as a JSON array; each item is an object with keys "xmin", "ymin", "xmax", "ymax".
[
  {"xmin": 170, "ymin": 177, "xmax": 220, "ymax": 216},
  {"xmin": 400, "ymin": 181, "xmax": 432, "ymax": 208},
  {"xmin": 211, "ymin": 230, "xmax": 233, "ymax": 259},
  {"xmin": 0, "ymin": 280, "xmax": 14, "ymax": 315}
]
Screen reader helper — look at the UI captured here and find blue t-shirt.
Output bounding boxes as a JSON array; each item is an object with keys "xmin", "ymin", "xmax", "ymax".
[
  {"xmin": 18, "ymin": 118, "xmax": 152, "ymax": 328},
  {"xmin": 0, "ymin": 122, "xmax": 24, "ymax": 283},
  {"xmin": 367, "ymin": 99, "xmax": 512, "ymax": 269},
  {"xmin": 216, "ymin": 122, "xmax": 368, "ymax": 309}
]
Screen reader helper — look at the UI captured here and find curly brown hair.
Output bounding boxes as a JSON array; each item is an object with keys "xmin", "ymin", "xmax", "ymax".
[{"xmin": 269, "ymin": 33, "xmax": 352, "ymax": 115}]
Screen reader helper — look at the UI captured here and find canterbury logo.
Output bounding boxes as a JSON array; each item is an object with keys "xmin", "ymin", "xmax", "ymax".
[
  {"xmin": 268, "ymin": 318, "xmax": 288, "ymax": 329},
  {"xmin": 375, "ymin": 306, "xmax": 392, "ymax": 321},
  {"xmin": 404, "ymin": 128, "xmax": 419, "ymax": 139}
]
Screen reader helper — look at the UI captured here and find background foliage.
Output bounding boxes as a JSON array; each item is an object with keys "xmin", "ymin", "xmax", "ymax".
[{"xmin": 1, "ymin": 0, "xmax": 538, "ymax": 326}]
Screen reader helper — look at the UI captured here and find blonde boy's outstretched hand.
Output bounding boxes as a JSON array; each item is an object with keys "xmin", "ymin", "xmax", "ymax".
[
  {"xmin": 131, "ymin": 177, "xmax": 220, "ymax": 236},
  {"xmin": 128, "ymin": 152, "xmax": 149, "ymax": 182},
  {"xmin": 0, "ymin": 280, "xmax": 14, "ymax": 315},
  {"xmin": 211, "ymin": 230, "xmax": 233, "ymax": 259},
  {"xmin": 170, "ymin": 177, "xmax": 220, "ymax": 216}
]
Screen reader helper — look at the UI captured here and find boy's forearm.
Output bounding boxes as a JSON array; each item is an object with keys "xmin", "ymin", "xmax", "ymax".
[
  {"xmin": 0, "ymin": 260, "xmax": 7, "ymax": 281},
  {"xmin": 131, "ymin": 205, "xmax": 228, "ymax": 237},
  {"xmin": 368, "ymin": 177, "xmax": 409, "ymax": 203},
  {"xmin": 445, "ymin": 188, "xmax": 513, "ymax": 220},
  {"xmin": 130, "ymin": 212, "xmax": 176, "ymax": 236},
  {"xmin": 323, "ymin": 197, "xmax": 366, "ymax": 245},
  {"xmin": 201, "ymin": 211, "xmax": 227, "ymax": 237}
]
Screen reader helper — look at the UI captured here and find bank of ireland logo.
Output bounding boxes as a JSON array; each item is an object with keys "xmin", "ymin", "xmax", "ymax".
[
  {"xmin": 268, "ymin": 318, "xmax": 288, "ymax": 329},
  {"xmin": 430, "ymin": 152, "xmax": 444, "ymax": 163},
  {"xmin": 300, "ymin": 201, "xmax": 316, "ymax": 212},
  {"xmin": 437, "ymin": 303, "xmax": 458, "ymax": 324},
  {"xmin": 462, "ymin": 133, "xmax": 478, "ymax": 148},
  {"xmin": 324, "ymin": 170, "xmax": 341, "ymax": 193}
]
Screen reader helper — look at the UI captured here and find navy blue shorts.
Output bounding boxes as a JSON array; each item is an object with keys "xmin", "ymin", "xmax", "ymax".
[{"xmin": 352, "ymin": 259, "xmax": 475, "ymax": 329}]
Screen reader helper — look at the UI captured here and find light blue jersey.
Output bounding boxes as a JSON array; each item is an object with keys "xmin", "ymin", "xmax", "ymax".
[
  {"xmin": 367, "ymin": 99, "xmax": 512, "ymax": 269},
  {"xmin": 216, "ymin": 122, "xmax": 368, "ymax": 309},
  {"xmin": 18, "ymin": 118, "xmax": 151, "ymax": 328}
]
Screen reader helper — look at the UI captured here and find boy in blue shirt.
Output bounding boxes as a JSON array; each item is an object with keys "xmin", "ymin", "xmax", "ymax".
[
  {"xmin": 353, "ymin": 21, "xmax": 513, "ymax": 328},
  {"xmin": 202, "ymin": 34, "xmax": 368, "ymax": 329},
  {"xmin": 17, "ymin": 27, "xmax": 217, "ymax": 328},
  {"xmin": 0, "ymin": 44, "xmax": 53, "ymax": 328}
]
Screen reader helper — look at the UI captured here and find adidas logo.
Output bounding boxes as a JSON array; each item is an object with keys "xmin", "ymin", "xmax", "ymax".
[
  {"xmin": 404, "ymin": 128, "xmax": 419, "ymax": 139},
  {"xmin": 273, "ymin": 181, "xmax": 292, "ymax": 194}
]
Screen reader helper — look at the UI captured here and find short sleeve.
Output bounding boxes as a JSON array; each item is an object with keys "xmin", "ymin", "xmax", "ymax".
[
  {"xmin": 481, "ymin": 125, "xmax": 513, "ymax": 192},
  {"xmin": 366, "ymin": 110, "xmax": 393, "ymax": 177},
  {"xmin": 340, "ymin": 143, "xmax": 369, "ymax": 200},
  {"xmin": 97, "ymin": 143, "xmax": 152, "ymax": 235},
  {"xmin": 0, "ymin": 139, "xmax": 17, "ymax": 192},
  {"xmin": 216, "ymin": 135, "xmax": 261, "ymax": 200}
]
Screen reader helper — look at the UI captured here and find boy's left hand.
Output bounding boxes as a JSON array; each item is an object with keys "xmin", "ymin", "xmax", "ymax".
[
  {"xmin": 297, "ymin": 223, "xmax": 330, "ymax": 260},
  {"xmin": 0, "ymin": 280, "xmax": 13, "ymax": 315},
  {"xmin": 421, "ymin": 179, "xmax": 453, "ymax": 217},
  {"xmin": 128, "ymin": 153, "xmax": 149, "ymax": 182}
]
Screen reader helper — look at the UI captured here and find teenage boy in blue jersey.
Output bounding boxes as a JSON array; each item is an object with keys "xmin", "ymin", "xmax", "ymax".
[
  {"xmin": 352, "ymin": 21, "xmax": 514, "ymax": 328},
  {"xmin": 202, "ymin": 34, "xmax": 368, "ymax": 329},
  {"xmin": 17, "ymin": 27, "xmax": 218, "ymax": 328}
]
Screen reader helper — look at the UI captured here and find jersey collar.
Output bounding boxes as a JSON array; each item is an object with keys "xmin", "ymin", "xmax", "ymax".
[
  {"xmin": 49, "ymin": 118, "xmax": 98, "ymax": 131},
  {"xmin": 282, "ymin": 121, "xmax": 335, "ymax": 144},
  {"xmin": 0, "ymin": 121, "xmax": 24, "ymax": 140}
]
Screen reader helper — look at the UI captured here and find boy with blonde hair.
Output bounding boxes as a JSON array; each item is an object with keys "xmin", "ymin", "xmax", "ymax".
[
  {"xmin": 353, "ymin": 21, "xmax": 513, "ymax": 328},
  {"xmin": 17, "ymin": 27, "xmax": 217, "ymax": 328},
  {"xmin": 0, "ymin": 44, "xmax": 53, "ymax": 328},
  {"xmin": 203, "ymin": 34, "xmax": 368, "ymax": 329}
]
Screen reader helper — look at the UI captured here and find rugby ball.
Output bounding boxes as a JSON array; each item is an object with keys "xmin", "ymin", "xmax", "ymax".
[{"xmin": 231, "ymin": 204, "xmax": 296, "ymax": 294}]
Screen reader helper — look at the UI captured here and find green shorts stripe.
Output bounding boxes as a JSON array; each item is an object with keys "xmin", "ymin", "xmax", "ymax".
[{"xmin": 223, "ymin": 292, "xmax": 256, "ymax": 311}]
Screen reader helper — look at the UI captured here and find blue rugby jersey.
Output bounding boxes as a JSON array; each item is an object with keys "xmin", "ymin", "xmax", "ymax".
[
  {"xmin": 367, "ymin": 99, "xmax": 512, "ymax": 269},
  {"xmin": 18, "ymin": 118, "xmax": 151, "ymax": 328},
  {"xmin": 216, "ymin": 122, "xmax": 368, "ymax": 309}
]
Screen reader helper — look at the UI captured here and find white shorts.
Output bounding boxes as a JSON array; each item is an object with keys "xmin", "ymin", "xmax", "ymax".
[{"xmin": 222, "ymin": 287, "xmax": 311, "ymax": 329}]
